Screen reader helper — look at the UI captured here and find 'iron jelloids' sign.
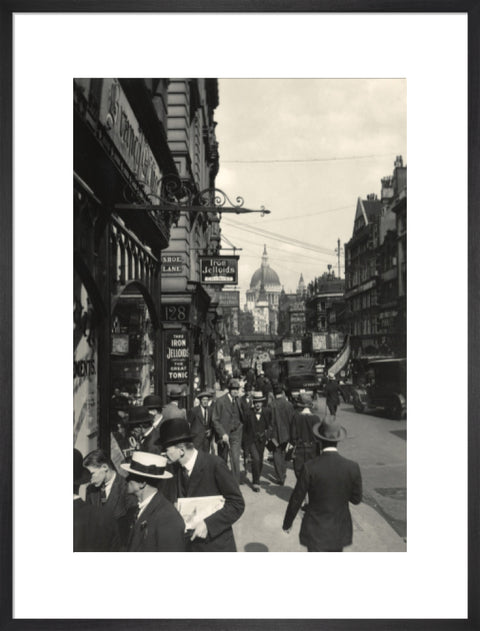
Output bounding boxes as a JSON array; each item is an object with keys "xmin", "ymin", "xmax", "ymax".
[{"xmin": 200, "ymin": 256, "xmax": 239, "ymax": 285}]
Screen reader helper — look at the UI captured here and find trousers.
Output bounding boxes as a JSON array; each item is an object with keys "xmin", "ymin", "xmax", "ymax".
[{"xmin": 217, "ymin": 424, "xmax": 243, "ymax": 483}]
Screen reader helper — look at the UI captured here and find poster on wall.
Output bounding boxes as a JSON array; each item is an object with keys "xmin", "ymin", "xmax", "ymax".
[{"xmin": 165, "ymin": 330, "xmax": 189, "ymax": 382}]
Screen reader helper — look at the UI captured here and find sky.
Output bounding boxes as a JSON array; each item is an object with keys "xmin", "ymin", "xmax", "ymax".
[{"xmin": 214, "ymin": 78, "xmax": 407, "ymax": 305}]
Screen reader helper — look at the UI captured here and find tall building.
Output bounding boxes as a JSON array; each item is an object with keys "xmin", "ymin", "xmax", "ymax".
[
  {"xmin": 245, "ymin": 245, "xmax": 282, "ymax": 333},
  {"xmin": 344, "ymin": 156, "xmax": 407, "ymax": 357}
]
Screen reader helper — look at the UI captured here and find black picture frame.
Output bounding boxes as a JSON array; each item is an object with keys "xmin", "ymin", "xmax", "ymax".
[{"xmin": 1, "ymin": 1, "xmax": 478, "ymax": 629}]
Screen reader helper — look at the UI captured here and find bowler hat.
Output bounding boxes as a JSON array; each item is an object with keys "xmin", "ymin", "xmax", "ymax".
[
  {"xmin": 295, "ymin": 393, "xmax": 313, "ymax": 408},
  {"xmin": 143, "ymin": 394, "xmax": 163, "ymax": 409},
  {"xmin": 155, "ymin": 417, "xmax": 194, "ymax": 448},
  {"xmin": 168, "ymin": 386, "xmax": 185, "ymax": 400},
  {"xmin": 74, "ymin": 449, "xmax": 91, "ymax": 486},
  {"xmin": 126, "ymin": 406, "xmax": 152, "ymax": 426},
  {"xmin": 120, "ymin": 452, "xmax": 172, "ymax": 480},
  {"xmin": 252, "ymin": 391, "xmax": 265, "ymax": 402},
  {"xmin": 197, "ymin": 390, "xmax": 213, "ymax": 400},
  {"xmin": 313, "ymin": 420, "xmax": 347, "ymax": 442},
  {"xmin": 228, "ymin": 379, "xmax": 241, "ymax": 390}
]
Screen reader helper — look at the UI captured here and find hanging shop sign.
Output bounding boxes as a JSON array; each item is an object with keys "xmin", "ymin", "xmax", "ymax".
[
  {"xmin": 217, "ymin": 290, "xmax": 240, "ymax": 308},
  {"xmin": 200, "ymin": 256, "xmax": 239, "ymax": 285},
  {"xmin": 99, "ymin": 79, "xmax": 163, "ymax": 198},
  {"xmin": 165, "ymin": 331, "xmax": 189, "ymax": 382},
  {"xmin": 161, "ymin": 253, "xmax": 187, "ymax": 275}
]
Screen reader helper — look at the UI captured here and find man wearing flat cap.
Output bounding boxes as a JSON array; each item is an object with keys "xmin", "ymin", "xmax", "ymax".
[
  {"xmin": 188, "ymin": 390, "xmax": 214, "ymax": 453},
  {"xmin": 212, "ymin": 378, "xmax": 243, "ymax": 483},
  {"xmin": 121, "ymin": 451, "xmax": 186, "ymax": 552},
  {"xmin": 156, "ymin": 417, "xmax": 245, "ymax": 552},
  {"xmin": 282, "ymin": 420, "xmax": 362, "ymax": 552}
]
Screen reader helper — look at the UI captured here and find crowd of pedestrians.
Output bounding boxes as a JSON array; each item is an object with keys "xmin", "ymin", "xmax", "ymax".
[{"xmin": 74, "ymin": 371, "xmax": 362, "ymax": 553}]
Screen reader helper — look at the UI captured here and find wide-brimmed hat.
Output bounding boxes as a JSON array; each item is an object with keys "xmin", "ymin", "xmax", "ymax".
[
  {"xmin": 167, "ymin": 386, "xmax": 185, "ymax": 399},
  {"xmin": 197, "ymin": 390, "xmax": 213, "ymax": 400},
  {"xmin": 120, "ymin": 452, "xmax": 172, "ymax": 479},
  {"xmin": 295, "ymin": 393, "xmax": 313, "ymax": 408},
  {"xmin": 126, "ymin": 406, "xmax": 152, "ymax": 426},
  {"xmin": 313, "ymin": 420, "xmax": 347, "ymax": 442},
  {"xmin": 252, "ymin": 391, "xmax": 265, "ymax": 402},
  {"xmin": 228, "ymin": 378, "xmax": 241, "ymax": 390},
  {"xmin": 143, "ymin": 394, "xmax": 163, "ymax": 409},
  {"xmin": 155, "ymin": 417, "xmax": 194, "ymax": 448},
  {"xmin": 74, "ymin": 449, "xmax": 91, "ymax": 486}
]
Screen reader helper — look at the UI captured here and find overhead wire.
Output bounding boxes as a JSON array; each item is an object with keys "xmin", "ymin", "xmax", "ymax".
[{"xmin": 221, "ymin": 153, "xmax": 394, "ymax": 164}]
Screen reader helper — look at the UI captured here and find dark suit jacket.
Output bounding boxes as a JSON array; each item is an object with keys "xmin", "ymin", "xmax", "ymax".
[
  {"xmin": 283, "ymin": 451, "xmax": 362, "ymax": 551},
  {"xmin": 128, "ymin": 491, "xmax": 186, "ymax": 552},
  {"xmin": 212, "ymin": 393, "xmax": 242, "ymax": 437},
  {"xmin": 270, "ymin": 397, "xmax": 294, "ymax": 445},
  {"xmin": 175, "ymin": 450, "xmax": 245, "ymax": 552},
  {"xmin": 242, "ymin": 407, "xmax": 272, "ymax": 447},
  {"xmin": 188, "ymin": 404, "xmax": 213, "ymax": 452},
  {"xmin": 86, "ymin": 472, "xmax": 137, "ymax": 547},
  {"xmin": 74, "ymin": 498, "xmax": 120, "ymax": 552}
]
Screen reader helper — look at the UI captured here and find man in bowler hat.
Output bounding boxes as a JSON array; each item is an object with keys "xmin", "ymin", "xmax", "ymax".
[
  {"xmin": 156, "ymin": 417, "xmax": 245, "ymax": 552},
  {"xmin": 269, "ymin": 384, "xmax": 294, "ymax": 485},
  {"xmin": 282, "ymin": 420, "xmax": 362, "ymax": 552},
  {"xmin": 121, "ymin": 451, "xmax": 186, "ymax": 552},
  {"xmin": 161, "ymin": 386, "xmax": 187, "ymax": 422},
  {"xmin": 212, "ymin": 378, "xmax": 243, "ymax": 483}
]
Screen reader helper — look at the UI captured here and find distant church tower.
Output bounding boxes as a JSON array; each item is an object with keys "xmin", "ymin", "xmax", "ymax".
[{"xmin": 297, "ymin": 273, "xmax": 306, "ymax": 296}]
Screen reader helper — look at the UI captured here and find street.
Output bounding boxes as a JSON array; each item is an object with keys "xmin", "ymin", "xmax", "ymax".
[{"xmin": 232, "ymin": 397, "xmax": 406, "ymax": 552}]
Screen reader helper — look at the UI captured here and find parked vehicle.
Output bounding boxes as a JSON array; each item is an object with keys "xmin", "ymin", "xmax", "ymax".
[
  {"xmin": 351, "ymin": 358, "xmax": 406, "ymax": 420},
  {"xmin": 263, "ymin": 357, "xmax": 319, "ymax": 399}
]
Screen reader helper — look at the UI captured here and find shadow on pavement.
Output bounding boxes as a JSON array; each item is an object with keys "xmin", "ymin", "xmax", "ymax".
[{"xmin": 244, "ymin": 542, "xmax": 269, "ymax": 552}]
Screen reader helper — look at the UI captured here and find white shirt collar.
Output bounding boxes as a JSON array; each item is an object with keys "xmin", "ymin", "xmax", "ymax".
[
  {"xmin": 322, "ymin": 447, "xmax": 338, "ymax": 452},
  {"xmin": 182, "ymin": 448, "xmax": 198, "ymax": 475},
  {"xmin": 137, "ymin": 489, "xmax": 157, "ymax": 519},
  {"xmin": 103, "ymin": 471, "xmax": 116, "ymax": 498}
]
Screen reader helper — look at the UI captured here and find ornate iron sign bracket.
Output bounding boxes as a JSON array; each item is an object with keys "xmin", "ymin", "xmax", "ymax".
[{"xmin": 114, "ymin": 174, "xmax": 271, "ymax": 221}]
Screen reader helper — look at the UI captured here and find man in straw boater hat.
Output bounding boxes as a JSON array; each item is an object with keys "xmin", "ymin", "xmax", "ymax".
[
  {"xmin": 187, "ymin": 389, "xmax": 214, "ymax": 453},
  {"xmin": 242, "ymin": 391, "xmax": 272, "ymax": 492},
  {"xmin": 282, "ymin": 420, "xmax": 362, "ymax": 552},
  {"xmin": 156, "ymin": 417, "xmax": 245, "ymax": 552},
  {"xmin": 121, "ymin": 451, "xmax": 186, "ymax": 552}
]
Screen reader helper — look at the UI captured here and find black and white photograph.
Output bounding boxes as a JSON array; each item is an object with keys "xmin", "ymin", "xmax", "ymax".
[
  {"xmin": 8, "ymin": 10, "xmax": 472, "ymax": 624},
  {"xmin": 73, "ymin": 77, "xmax": 407, "ymax": 554}
]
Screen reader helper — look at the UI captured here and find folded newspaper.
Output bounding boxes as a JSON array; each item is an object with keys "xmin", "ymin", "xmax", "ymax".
[{"xmin": 176, "ymin": 496, "xmax": 225, "ymax": 530}]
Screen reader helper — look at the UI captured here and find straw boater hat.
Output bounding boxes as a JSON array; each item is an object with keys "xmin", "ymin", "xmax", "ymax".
[
  {"xmin": 155, "ymin": 417, "xmax": 194, "ymax": 448},
  {"xmin": 252, "ymin": 391, "xmax": 266, "ymax": 402},
  {"xmin": 313, "ymin": 420, "xmax": 347, "ymax": 442},
  {"xmin": 143, "ymin": 394, "xmax": 163, "ymax": 409},
  {"xmin": 120, "ymin": 452, "xmax": 172, "ymax": 479},
  {"xmin": 126, "ymin": 406, "xmax": 152, "ymax": 426}
]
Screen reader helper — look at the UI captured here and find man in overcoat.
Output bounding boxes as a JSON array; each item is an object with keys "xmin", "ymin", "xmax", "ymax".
[
  {"xmin": 211, "ymin": 378, "xmax": 243, "ymax": 483},
  {"xmin": 188, "ymin": 390, "xmax": 214, "ymax": 453},
  {"xmin": 242, "ymin": 391, "xmax": 272, "ymax": 492},
  {"xmin": 83, "ymin": 449, "xmax": 137, "ymax": 549},
  {"xmin": 324, "ymin": 372, "xmax": 342, "ymax": 419},
  {"xmin": 161, "ymin": 386, "xmax": 187, "ymax": 422},
  {"xmin": 282, "ymin": 420, "xmax": 362, "ymax": 552},
  {"xmin": 121, "ymin": 451, "xmax": 186, "ymax": 552},
  {"xmin": 291, "ymin": 393, "xmax": 322, "ymax": 479},
  {"xmin": 269, "ymin": 384, "xmax": 294, "ymax": 485},
  {"xmin": 156, "ymin": 417, "xmax": 245, "ymax": 552}
]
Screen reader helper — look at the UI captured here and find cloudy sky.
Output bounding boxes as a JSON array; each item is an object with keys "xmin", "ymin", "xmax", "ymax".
[{"xmin": 214, "ymin": 78, "xmax": 407, "ymax": 305}]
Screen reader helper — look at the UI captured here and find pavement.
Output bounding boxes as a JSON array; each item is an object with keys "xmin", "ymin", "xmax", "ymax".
[{"xmin": 232, "ymin": 454, "xmax": 406, "ymax": 553}]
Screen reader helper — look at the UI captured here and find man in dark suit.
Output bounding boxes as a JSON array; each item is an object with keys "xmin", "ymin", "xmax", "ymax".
[
  {"xmin": 162, "ymin": 386, "xmax": 187, "ymax": 422},
  {"xmin": 282, "ymin": 420, "xmax": 362, "ymax": 552},
  {"xmin": 211, "ymin": 378, "xmax": 243, "ymax": 483},
  {"xmin": 188, "ymin": 390, "xmax": 214, "ymax": 453},
  {"xmin": 73, "ymin": 449, "xmax": 120, "ymax": 552},
  {"xmin": 142, "ymin": 394, "xmax": 164, "ymax": 452},
  {"xmin": 83, "ymin": 449, "xmax": 137, "ymax": 549},
  {"xmin": 120, "ymin": 451, "xmax": 186, "ymax": 552},
  {"xmin": 156, "ymin": 417, "xmax": 245, "ymax": 552},
  {"xmin": 269, "ymin": 384, "xmax": 294, "ymax": 486},
  {"xmin": 242, "ymin": 391, "xmax": 271, "ymax": 492}
]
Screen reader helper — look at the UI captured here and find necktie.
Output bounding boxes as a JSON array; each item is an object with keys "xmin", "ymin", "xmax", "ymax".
[
  {"xmin": 100, "ymin": 485, "xmax": 107, "ymax": 504},
  {"xmin": 181, "ymin": 466, "xmax": 189, "ymax": 496}
]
